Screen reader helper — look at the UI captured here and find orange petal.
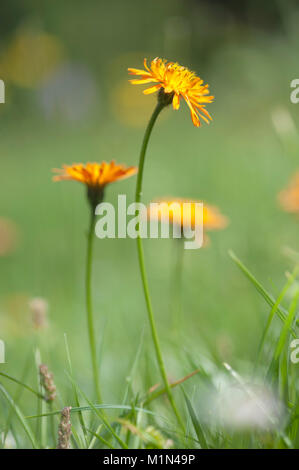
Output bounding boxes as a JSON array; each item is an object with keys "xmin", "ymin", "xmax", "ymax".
[
  {"xmin": 143, "ymin": 84, "xmax": 161, "ymax": 95},
  {"xmin": 129, "ymin": 78, "xmax": 158, "ymax": 85},
  {"xmin": 184, "ymin": 95, "xmax": 201, "ymax": 127},
  {"xmin": 128, "ymin": 68, "xmax": 151, "ymax": 76},
  {"xmin": 143, "ymin": 58, "xmax": 150, "ymax": 72},
  {"xmin": 172, "ymin": 93, "xmax": 180, "ymax": 110}
]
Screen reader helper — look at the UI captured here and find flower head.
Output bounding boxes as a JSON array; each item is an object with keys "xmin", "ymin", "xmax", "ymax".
[
  {"xmin": 148, "ymin": 198, "xmax": 228, "ymax": 232},
  {"xmin": 278, "ymin": 172, "xmax": 299, "ymax": 214},
  {"xmin": 53, "ymin": 161, "xmax": 137, "ymax": 187},
  {"xmin": 128, "ymin": 58, "xmax": 214, "ymax": 127},
  {"xmin": 53, "ymin": 161, "xmax": 138, "ymax": 209}
]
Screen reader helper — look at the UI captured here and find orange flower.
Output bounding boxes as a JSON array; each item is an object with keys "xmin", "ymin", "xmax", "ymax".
[
  {"xmin": 279, "ymin": 172, "xmax": 299, "ymax": 214},
  {"xmin": 147, "ymin": 198, "xmax": 228, "ymax": 231},
  {"xmin": 128, "ymin": 58, "xmax": 214, "ymax": 127},
  {"xmin": 53, "ymin": 161, "xmax": 138, "ymax": 208},
  {"xmin": 53, "ymin": 161, "xmax": 137, "ymax": 186}
]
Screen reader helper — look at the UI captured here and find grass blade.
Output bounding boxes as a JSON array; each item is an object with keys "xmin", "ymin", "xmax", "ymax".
[
  {"xmin": 275, "ymin": 290, "xmax": 299, "ymax": 359},
  {"xmin": 256, "ymin": 266, "xmax": 299, "ymax": 364},
  {"xmin": 0, "ymin": 383, "xmax": 38, "ymax": 449},
  {"xmin": 26, "ymin": 404, "xmax": 159, "ymax": 419},
  {"xmin": 0, "ymin": 371, "xmax": 43, "ymax": 399},
  {"xmin": 183, "ymin": 390, "xmax": 208, "ymax": 449},
  {"xmin": 86, "ymin": 427, "xmax": 114, "ymax": 449},
  {"xmin": 64, "ymin": 333, "xmax": 87, "ymax": 447},
  {"xmin": 144, "ymin": 369, "xmax": 201, "ymax": 405},
  {"xmin": 229, "ymin": 250, "xmax": 297, "ymax": 337},
  {"xmin": 66, "ymin": 373, "xmax": 128, "ymax": 449}
]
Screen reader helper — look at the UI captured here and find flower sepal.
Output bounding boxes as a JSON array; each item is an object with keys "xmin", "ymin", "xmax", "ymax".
[
  {"xmin": 158, "ymin": 88, "xmax": 174, "ymax": 107},
  {"xmin": 87, "ymin": 185, "xmax": 104, "ymax": 211}
]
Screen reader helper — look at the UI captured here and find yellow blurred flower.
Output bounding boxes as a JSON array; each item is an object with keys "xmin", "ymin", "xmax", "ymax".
[
  {"xmin": 147, "ymin": 198, "xmax": 228, "ymax": 231},
  {"xmin": 0, "ymin": 293, "xmax": 31, "ymax": 338},
  {"xmin": 108, "ymin": 53, "xmax": 164, "ymax": 127},
  {"xmin": 128, "ymin": 57, "xmax": 214, "ymax": 127},
  {"xmin": 110, "ymin": 80, "xmax": 157, "ymax": 128},
  {"xmin": 0, "ymin": 29, "xmax": 64, "ymax": 88},
  {"xmin": 279, "ymin": 172, "xmax": 299, "ymax": 213}
]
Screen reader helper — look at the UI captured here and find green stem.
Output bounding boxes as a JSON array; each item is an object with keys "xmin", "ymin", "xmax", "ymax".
[
  {"xmin": 171, "ymin": 239, "xmax": 184, "ymax": 336},
  {"xmin": 135, "ymin": 101, "xmax": 185, "ymax": 431},
  {"xmin": 49, "ymin": 402, "xmax": 56, "ymax": 447},
  {"xmin": 86, "ymin": 211, "xmax": 102, "ymax": 404}
]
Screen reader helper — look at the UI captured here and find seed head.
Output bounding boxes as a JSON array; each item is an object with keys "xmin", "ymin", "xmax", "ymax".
[
  {"xmin": 39, "ymin": 364, "xmax": 56, "ymax": 402},
  {"xmin": 57, "ymin": 406, "xmax": 72, "ymax": 449}
]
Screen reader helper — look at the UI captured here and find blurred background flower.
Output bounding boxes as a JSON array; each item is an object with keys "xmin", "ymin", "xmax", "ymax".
[
  {"xmin": 278, "ymin": 173, "xmax": 299, "ymax": 214},
  {"xmin": 0, "ymin": 27, "xmax": 64, "ymax": 88},
  {"xmin": 201, "ymin": 373, "xmax": 284, "ymax": 431},
  {"xmin": 0, "ymin": 218, "xmax": 19, "ymax": 256},
  {"xmin": 29, "ymin": 297, "xmax": 49, "ymax": 330},
  {"xmin": 37, "ymin": 63, "xmax": 99, "ymax": 123}
]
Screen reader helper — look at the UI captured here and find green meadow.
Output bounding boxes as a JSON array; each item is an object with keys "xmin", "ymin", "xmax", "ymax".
[{"xmin": 0, "ymin": 0, "xmax": 299, "ymax": 449}]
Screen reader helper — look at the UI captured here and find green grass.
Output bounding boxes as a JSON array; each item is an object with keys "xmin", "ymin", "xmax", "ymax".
[{"xmin": 1, "ymin": 252, "xmax": 299, "ymax": 448}]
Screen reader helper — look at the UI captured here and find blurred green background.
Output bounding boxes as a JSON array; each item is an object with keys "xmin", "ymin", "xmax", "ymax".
[{"xmin": 1, "ymin": 0, "xmax": 299, "ymax": 407}]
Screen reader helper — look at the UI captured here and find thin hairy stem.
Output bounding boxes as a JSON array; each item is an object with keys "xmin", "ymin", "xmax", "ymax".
[
  {"xmin": 135, "ymin": 101, "xmax": 185, "ymax": 431},
  {"xmin": 171, "ymin": 239, "xmax": 185, "ymax": 336},
  {"xmin": 86, "ymin": 211, "xmax": 102, "ymax": 404}
]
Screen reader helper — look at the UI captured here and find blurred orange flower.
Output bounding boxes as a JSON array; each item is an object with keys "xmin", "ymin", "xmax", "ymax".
[
  {"xmin": 147, "ymin": 198, "xmax": 228, "ymax": 231},
  {"xmin": 278, "ymin": 172, "xmax": 299, "ymax": 213},
  {"xmin": 0, "ymin": 217, "xmax": 19, "ymax": 256},
  {"xmin": 128, "ymin": 58, "xmax": 214, "ymax": 127}
]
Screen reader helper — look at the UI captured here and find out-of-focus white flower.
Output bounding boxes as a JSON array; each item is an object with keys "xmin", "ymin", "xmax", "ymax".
[
  {"xmin": 197, "ymin": 365, "xmax": 284, "ymax": 431},
  {"xmin": 271, "ymin": 107, "xmax": 297, "ymax": 138},
  {"xmin": 29, "ymin": 297, "xmax": 49, "ymax": 330},
  {"xmin": 216, "ymin": 382, "xmax": 282, "ymax": 430},
  {"xmin": 1, "ymin": 431, "xmax": 16, "ymax": 449}
]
